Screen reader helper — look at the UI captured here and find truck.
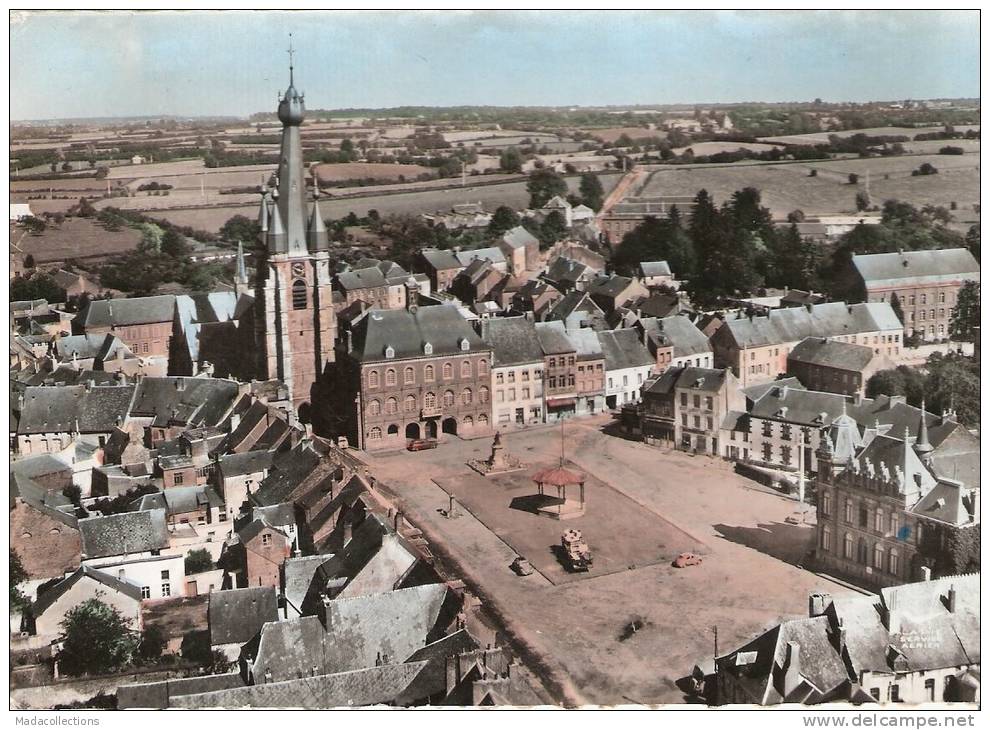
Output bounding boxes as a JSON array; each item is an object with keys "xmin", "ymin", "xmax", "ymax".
[{"xmin": 560, "ymin": 529, "xmax": 593, "ymax": 572}]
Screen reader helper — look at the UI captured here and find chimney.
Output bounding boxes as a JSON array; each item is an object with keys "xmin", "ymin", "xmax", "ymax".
[
  {"xmin": 946, "ymin": 585, "xmax": 957, "ymax": 613},
  {"xmin": 782, "ymin": 641, "xmax": 802, "ymax": 696},
  {"xmin": 342, "ymin": 519, "xmax": 353, "ymax": 546},
  {"xmin": 808, "ymin": 592, "xmax": 831, "ymax": 618},
  {"xmin": 230, "ymin": 412, "xmax": 241, "ymax": 431},
  {"xmin": 921, "ymin": 565, "xmax": 931, "ymax": 582},
  {"xmin": 394, "ymin": 509, "xmax": 403, "ymax": 532},
  {"xmin": 345, "ymin": 330, "xmax": 353, "ymax": 354}
]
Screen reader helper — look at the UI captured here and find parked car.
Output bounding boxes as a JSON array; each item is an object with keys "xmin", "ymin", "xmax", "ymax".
[
  {"xmin": 673, "ymin": 552, "xmax": 703, "ymax": 568},
  {"xmin": 407, "ymin": 438, "xmax": 438, "ymax": 452},
  {"xmin": 511, "ymin": 557, "xmax": 534, "ymax": 576}
]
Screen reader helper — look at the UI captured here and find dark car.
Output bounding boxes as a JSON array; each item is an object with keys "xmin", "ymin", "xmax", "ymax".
[{"xmin": 407, "ymin": 438, "xmax": 439, "ymax": 452}]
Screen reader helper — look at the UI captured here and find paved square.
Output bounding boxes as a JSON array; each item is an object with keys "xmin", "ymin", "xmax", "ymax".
[{"xmin": 435, "ymin": 462, "xmax": 707, "ymax": 585}]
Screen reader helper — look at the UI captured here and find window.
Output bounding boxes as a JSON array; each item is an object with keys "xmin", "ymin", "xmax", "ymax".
[
  {"xmin": 874, "ymin": 509, "xmax": 884, "ymax": 533},
  {"xmin": 890, "ymin": 513, "xmax": 899, "ymax": 539},
  {"xmin": 870, "ymin": 688, "xmax": 880, "ymax": 702},
  {"xmin": 497, "ymin": 391, "xmax": 505, "ymax": 403},
  {"xmin": 479, "ymin": 359, "xmax": 488, "ymax": 376},
  {"xmin": 461, "ymin": 360, "xmax": 471, "ymax": 378},
  {"xmin": 161, "ymin": 570, "xmax": 170, "ymax": 580},
  {"xmin": 292, "ymin": 279, "xmax": 307, "ymax": 309},
  {"xmin": 174, "ymin": 473, "xmax": 184, "ymax": 486},
  {"xmin": 369, "ymin": 426, "xmax": 382, "ymax": 440},
  {"xmin": 521, "ymin": 387, "xmax": 529, "ymax": 399},
  {"xmin": 705, "ymin": 396, "xmax": 713, "ymax": 410},
  {"xmin": 859, "ymin": 506, "xmax": 868, "ymax": 528},
  {"xmin": 521, "ymin": 370, "xmax": 529, "ymax": 382},
  {"xmin": 920, "ymin": 310, "xmax": 926, "ymax": 321},
  {"xmin": 219, "ymin": 512, "xmax": 227, "ymax": 523},
  {"xmin": 681, "ymin": 393, "xmax": 688, "ymax": 406},
  {"xmin": 843, "ymin": 533, "xmax": 854, "ymax": 560},
  {"xmin": 681, "ymin": 413, "xmax": 688, "ymax": 426},
  {"xmin": 369, "ymin": 400, "xmax": 381, "ymax": 416},
  {"xmin": 822, "ymin": 492, "xmax": 832, "ymax": 517},
  {"xmin": 762, "ymin": 443, "xmax": 772, "ymax": 462},
  {"xmin": 507, "ymin": 388, "xmax": 515, "ymax": 401},
  {"xmin": 461, "ymin": 388, "xmax": 473, "ymax": 405},
  {"xmin": 479, "ymin": 414, "xmax": 488, "ymax": 426},
  {"xmin": 368, "ymin": 370, "xmax": 380, "ymax": 388},
  {"xmin": 889, "ymin": 549, "xmax": 899, "ymax": 576},
  {"xmin": 141, "ymin": 586, "xmax": 151, "ymax": 599},
  {"xmin": 444, "ymin": 390, "xmax": 455, "ymax": 407},
  {"xmin": 762, "ymin": 421, "xmax": 773, "ymax": 438},
  {"xmin": 508, "ymin": 371, "xmax": 516, "ymax": 383},
  {"xmin": 781, "ymin": 445, "xmax": 792, "ymax": 465},
  {"xmin": 925, "ymin": 678, "xmax": 935, "ymax": 702},
  {"xmin": 262, "ymin": 533, "xmax": 272, "ymax": 546},
  {"xmin": 385, "ymin": 368, "xmax": 396, "ymax": 386},
  {"xmin": 385, "ymin": 397, "xmax": 398, "ymax": 415},
  {"xmin": 424, "ymin": 365, "xmax": 435, "ymax": 381},
  {"xmin": 143, "ymin": 342, "xmax": 149, "ymax": 353},
  {"xmin": 890, "ymin": 684, "xmax": 900, "ymax": 703},
  {"xmin": 693, "ymin": 415, "xmax": 701, "ymax": 428},
  {"xmin": 568, "ymin": 375, "xmax": 575, "ymax": 386},
  {"xmin": 857, "ymin": 538, "xmax": 868, "ymax": 564},
  {"xmin": 496, "ymin": 372, "xmax": 504, "ymax": 384},
  {"xmin": 549, "ymin": 357, "xmax": 556, "ymax": 368},
  {"xmin": 781, "ymin": 425, "xmax": 792, "ymax": 441},
  {"xmin": 693, "ymin": 394, "xmax": 701, "ymax": 408},
  {"xmin": 479, "ymin": 386, "xmax": 489, "ymax": 404},
  {"xmin": 909, "ymin": 295, "xmax": 916, "ymax": 305},
  {"xmin": 404, "ymin": 395, "xmax": 417, "ymax": 413},
  {"xmin": 404, "ymin": 367, "xmax": 415, "ymax": 384},
  {"xmin": 821, "ymin": 525, "xmax": 831, "ymax": 552},
  {"xmin": 921, "ymin": 294, "xmax": 927, "ymax": 305},
  {"xmin": 874, "ymin": 544, "xmax": 884, "ymax": 570},
  {"xmin": 424, "ymin": 392, "xmax": 437, "ymax": 409},
  {"xmin": 443, "ymin": 362, "xmax": 453, "ymax": 379},
  {"xmin": 161, "ymin": 583, "xmax": 171, "ymax": 597}
]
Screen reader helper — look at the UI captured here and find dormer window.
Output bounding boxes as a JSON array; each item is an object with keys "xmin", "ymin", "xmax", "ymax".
[
  {"xmin": 459, "ymin": 338, "xmax": 470, "ymax": 352},
  {"xmin": 384, "ymin": 345, "xmax": 395, "ymax": 359},
  {"xmin": 423, "ymin": 342, "xmax": 433, "ymax": 356}
]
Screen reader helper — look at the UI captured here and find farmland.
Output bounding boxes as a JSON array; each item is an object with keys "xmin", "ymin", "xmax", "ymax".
[
  {"xmin": 639, "ymin": 154, "xmax": 979, "ymax": 219},
  {"xmin": 311, "ymin": 161, "xmax": 437, "ymax": 183},
  {"xmin": 757, "ymin": 125, "xmax": 980, "ymax": 145},
  {"xmin": 13, "ymin": 217, "xmax": 143, "ymax": 266},
  {"xmin": 673, "ymin": 141, "xmax": 784, "ymax": 156},
  {"xmin": 585, "ymin": 127, "xmax": 664, "ymax": 143}
]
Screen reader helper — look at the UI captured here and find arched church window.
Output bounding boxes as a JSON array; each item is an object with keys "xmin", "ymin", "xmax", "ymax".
[{"xmin": 292, "ymin": 279, "xmax": 307, "ymax": 310}]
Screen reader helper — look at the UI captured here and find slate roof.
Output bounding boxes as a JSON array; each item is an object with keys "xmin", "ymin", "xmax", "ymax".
[
  {"xmin": 337, "ymin": 267, "xmax": 388, "ymax": 291},
  {"xmin": 17, "ymin": 384, "xmax": 136, "ymax": 435},
  {"xmin": 724, "ymin": 302, "xmax": 902, "ymax": 349},
  {"xmin": 788, "ymin": 337, "xmax": 877, "ymax": 371},
  {"xmin": 479, "ymin": 317, "xmax": 544, "ymax": 367},
  {"xmin": 171, "ymin": 662, "xmax": 431, "ymax": 709},
  {"xmin": 586, "ymin": 274, "xmax": 637, "ymax": 300},
  {"xmin": 33, "ymin": 565, "xmax": 143, "ymax": 616},
  {"xmin": 53, "ymin": 334, "xmax": 108, "ymax": 361},
  {"xmin": 568, "ymin": 326, "xmax": 603, "ymax": 359},
  {"xmin": 749, "ymin": 384, "xmax": 851, "ymax": 426},
  {"xmin": 639, "ymin": 315, "xmax": 712, "ymax": 358},
  {"xmin": 455, "ymin": 247, "xmax": 506, "ymax": 268},
  {"xmin": 910, "ymin": 481, "xmax": 972, "ymax": 526},
  {"xmin": 501, "ymin": 225, "xmax": 538, "ymax": 250},
  {"xmin": 218, "ymin": 449, "xmax": 275, "ymax": 478},
  {"xmin": 249, "ymin": 443, "xmax": 325, "ymax": 507},
  {"xmin": 534, "ymin": 320, "xmax": 574, "ymax": 355},
  {"xmin": 547, "ymin": 291, "xmax": 605, "ymax": 324},
  {"xmin": 283, "ymin": 554, "xmax": 334, "ymax": 616},
  {"xmin": 10, "ymin": 471, "xmax": 78, "ymax": 527},
  {"xmin": 209, "ymin": 586, "xmax": 280, "ymax": 646},
  {"xmin": 248, "ymin": 584, "xmax": 454, "ymax": 682},
  {"xmin": 598, "ymin": 329, "xmax": 654, "ymax": 371},
  {"xmin": 419, "ymin": 248, "xmax": 463, "ymax": 271},
  {"xmin": 348, "ymin": 304, "xmax": 488, "ymax": 363},
  {"xmin": 78, "ymin": 508, "xmax": 169, "ymax": 559},
  {"xmin": 117, "ymin": 672, "xmax": 246, "ymax": 710},
  {"xmin": 853, "ymin": 248, "xmax": 980, "ymax": 288},
  {"xmin": 163, "ymin": 485, "xmax": 223, "ymax": 515},
  {"xmin": 544, "ymin": 257, "xmax": 588, "ymax": 285},
  {"xmin": 639, "ymin": 260, "xmax": 672, "ymax": 278},
  {"xmin": 647, "ymin": 366, "xmax": 727, "ymax": 395},
  {"xmin": 10, "ymin": 452, "xmax": 72, "ymax": 480},
  {"xmin": 129, "ymin": 377, "xmax": 239, "ymax": 428},
  {"xmin": 76, "ymin": 295, "xmax": 177, "ymax": 328}
]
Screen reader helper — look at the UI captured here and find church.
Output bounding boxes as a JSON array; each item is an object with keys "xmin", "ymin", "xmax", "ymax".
[{"xmin": 249, "ymin": 53, "xmax": 338, "ymax": 415}]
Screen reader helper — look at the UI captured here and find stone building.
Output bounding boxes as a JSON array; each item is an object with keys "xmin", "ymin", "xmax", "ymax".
[
  {"xmin": 786, "ymin": 337, "xmax": 894, "ymax": 397},
  {"xmin": 72, "ymin": 295, "xmax": 176, "ymax": 361},
  {"xmin": 814, "ymin": 409, "xmax": 980, "ymax": 588},
  {"xmin": 535, "ymin": 321, "xmax": 578, "ymax": 423},
  {"xmin": 326, "ymin": 298, "xmax": 493, "ymax": 451},
  {"xmin": 852, "ymin": 248, "xmax": 980, "ymax": 341},
  {"xmin": 251, "ymin": 60, "xmax": 337, "ymax": 410},
  {"xmin": 641, "ymin": 366, "xmax": 744, "ymax": 455},
  {"xmin": 478, "ymin": 316, "xmax": 545, "ymax": 428},
  {"xmin": 711, "ymin": 302, "xmax": 903, "ymax": 388}
]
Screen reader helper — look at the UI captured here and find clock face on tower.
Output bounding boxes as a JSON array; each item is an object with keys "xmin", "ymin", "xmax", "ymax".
[{"xmin": 291, "ymin": 262, "xmax": 306, "ymax": 277}]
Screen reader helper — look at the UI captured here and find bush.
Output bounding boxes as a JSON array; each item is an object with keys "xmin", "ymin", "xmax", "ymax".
[
  {"xmin": 938, "ymin": 146, "xmax": 965, "ymax": 155},
  {"xmin": 184, "ymin": 548, "xmax": 214, "ymax": 575}
]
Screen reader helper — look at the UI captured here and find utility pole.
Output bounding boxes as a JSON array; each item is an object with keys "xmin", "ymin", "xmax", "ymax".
[{"xmin": 461, "ymin": 159, "xmax": 466, "ymax": 188}]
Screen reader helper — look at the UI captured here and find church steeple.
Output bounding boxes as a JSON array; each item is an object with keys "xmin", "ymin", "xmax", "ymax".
[
  {"xmin": 915, "ymin": 399, "xmax": 934, "ymax": 461},
  {"xmin": 308, "ymin": 193, "xmax": 328, "ymax": 251}
]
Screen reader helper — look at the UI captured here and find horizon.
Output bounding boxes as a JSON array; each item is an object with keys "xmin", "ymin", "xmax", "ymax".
[{"xmin": 10, "ymin": 10, "xmax": 980, "ymax": 121}]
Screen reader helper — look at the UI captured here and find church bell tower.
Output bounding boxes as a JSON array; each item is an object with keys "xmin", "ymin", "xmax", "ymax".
[{"xmin": 254, "ymin": 41, "xmax": 336, "ymax": 410}]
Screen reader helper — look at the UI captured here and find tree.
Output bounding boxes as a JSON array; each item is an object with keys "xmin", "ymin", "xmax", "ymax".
[
  {"xmin": 487, "ymin": 205, "xmax": 520, "ymax": 236},
  {"xmin": 499, "ymin": 146, "xmax": 523, "ymax": 174},
  {"xmin": 137, "ymin": 626, "xmax": 167, "ymax": 662},
  {"xmin": 950, "ymin": 281, "xmax": 980, "ymax": 342},
  {"xmin": 74, "ymin": 197, "xmax": 97, "ymax": 218},
  {"xmin": 219, "ymin": 215, "xmax": 261, "ymax": 243},
  {"xmin": 11, "ymin": 274, "xmax": 67, "ymax": 303},
  {"xmin": 526, "ymin": 169, "xmax": 567, "ymax": 209},
  {"xmin": 23, "ymin": 254, "xmax": 35, "ymax": 269},
  {"xmin": 58, "ymin": 598, "xmax": 140, "ymax": 676},
  {"xmin": 924, "ymin": 352, "xmax": 980, "ymax": 428},
  {"xmin": 161, "ymin": 228, "xmax": 190, "ymax": 259},
  {"xmin": 137, "ymin": 223, "xmax": 164, "ymax": 253},
  {"xmin": 184, "ymin": 548, "xmax": 214, "ymax": 575},
  {"xmin": 864, "ymin": 365, "xmax": 926, "ymax": 406},
  {"xmin": 855, "ymin": 192, "xmax": 871, "ymax": 212},
  {"xmin": 965, "ymin": 224, "xmax": 980, "ymax": 262},
  {"xmin": 10, "ymin": 549, "xmax": 28, "ymax": 612},
  {"xmin": 538, "ymin": 210, "xmax": 568, "ymax": 250},
  {"xmin": 913, "ymin": 162, "xmax": 938, "ymax": 176},
  {"xmin": 578, "ymin": 172, "xmax": 605, "ymax": 211},
  {"xmin": 848, "ymin": 173, "xmax": 859, "ymax": 185}
]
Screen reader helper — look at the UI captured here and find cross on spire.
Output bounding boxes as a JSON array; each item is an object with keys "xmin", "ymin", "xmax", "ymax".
[{"xmin": 287, "ymin": 33, "xmax": 295, "ymax": 85}]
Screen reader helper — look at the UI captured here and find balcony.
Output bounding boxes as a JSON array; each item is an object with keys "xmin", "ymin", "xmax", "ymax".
[{"xmin": 421, "ymin": 406, "xmax": 443, "ymax": 419}]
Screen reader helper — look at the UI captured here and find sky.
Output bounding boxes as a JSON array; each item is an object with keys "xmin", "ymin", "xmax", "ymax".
[{"xmin": 9, "ymin": 10, "xmax": 981, "ymax": 120}]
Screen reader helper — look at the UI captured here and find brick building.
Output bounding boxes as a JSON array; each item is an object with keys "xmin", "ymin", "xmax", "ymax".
[
  {"xmin": 786, "ymin": 337, "xmax": 894, "ymax": 397},
  {"xmin": 852, "ymin": 248, "xmax": 980, "ymax": 341},
  {"xmin": 535, "ymin": 321, "xmax": 578, "ymax": 423},
  {"xmin": 73, "ymin": 295, "xmax": 176, "ymax": 360},
  {"xmin": 478, "ymin": 316, "xmax": 545, "ymax": 428},
  {"xmin": 326, "ymin": 299, "xmax": 494, "ymax": 450}
]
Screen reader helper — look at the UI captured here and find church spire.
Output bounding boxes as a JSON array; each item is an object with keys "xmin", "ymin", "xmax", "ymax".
[
  {"xmin": 235, "ymin": 241, "xmax": 247, "ymax": 284},
  {"xmin": 915, "ymin": 399, "xmax": 934, "ymax": 460},
  {"xmin": 308, "ymin": 192, "xmax": 328, "ymax": 251},
  {"xmin": 268, "ymin": 35, "xmax": 308, "ymax": 257}
]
